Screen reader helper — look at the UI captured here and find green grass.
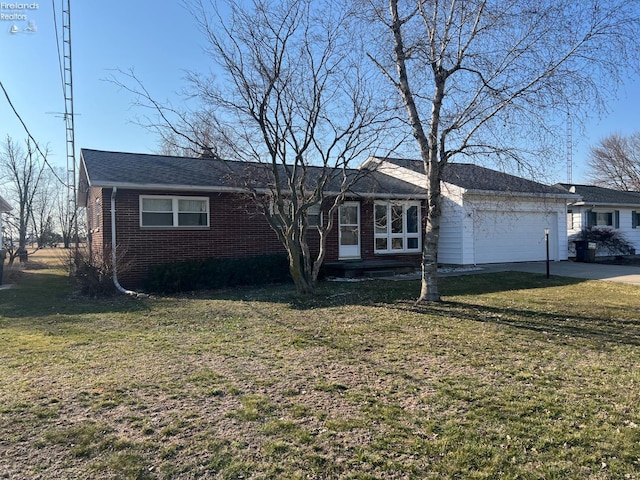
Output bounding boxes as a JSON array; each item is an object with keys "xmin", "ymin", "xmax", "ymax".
[{"xmin": 1, "ymin": 260, "xmax": 640, "ymax": 478}]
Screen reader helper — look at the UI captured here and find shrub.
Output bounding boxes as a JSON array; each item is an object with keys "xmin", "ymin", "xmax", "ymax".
[
  {"xmin": 570, "ymin": 227, "xmax": 636, "ymax": 256},
  {"xmin": 69, "ymin": 246, "xmax": 133, "ymax": 297},
  {"xmin": 144, "ymin": 254, "xmax": 291, "ymax": 294}
]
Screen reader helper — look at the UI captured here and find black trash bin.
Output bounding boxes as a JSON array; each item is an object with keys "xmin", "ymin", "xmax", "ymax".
[{"xmin": 574, "ymin": 240, "xmax": 596, "ymax": 263}]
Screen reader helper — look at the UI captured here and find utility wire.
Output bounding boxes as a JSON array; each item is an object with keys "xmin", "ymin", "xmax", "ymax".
[
  {"xmin": 0, "ymin": 80, "xmax": 67, "ymax": 186},
  {"xmin": 52, "ymin": 0, "xmax": 67, "ymax": 104}
]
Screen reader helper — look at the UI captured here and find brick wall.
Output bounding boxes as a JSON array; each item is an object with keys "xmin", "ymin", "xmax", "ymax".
[
  {"xmin": 95, "ymin": 188, "xmax": 292, "ymax": 286},
  {"xmin": 89, "ymin": 188, "xmax": 422, "ymax": 287}
]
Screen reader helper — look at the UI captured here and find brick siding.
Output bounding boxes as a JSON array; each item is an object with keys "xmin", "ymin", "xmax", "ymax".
[{"xmin": 89, "ymin": 187, "xmax": 422, "ymax": 287}]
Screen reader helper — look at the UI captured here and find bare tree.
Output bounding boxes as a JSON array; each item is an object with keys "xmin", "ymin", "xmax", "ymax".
[
  {"xmin": 156, "ymin": 108, "xmax": 232, "ymax": 159},
  {"xmin": 587, "ymin": 133, "xmax": 640, "ymax": 191},
  {"xmin": 56, "ymin": 188, "xmax": 76, "ymax": 249},
  {"xmin": 365, "ymin": 0, "xmax": 640, "ymax": 301},
  {"xmin": 30, "ymin": 168, "xmax": 59, "ymax": 248},
  {"xmin": 115, "ymin": 0, "xmax": 394, "ymax": 294},
  {"xmin": 46, "ymin": 165, "xmax": 79, "ymax": 250},
  {"xmin": 0, "ymin": 136, "xmax": 48, "ymax": 264}
]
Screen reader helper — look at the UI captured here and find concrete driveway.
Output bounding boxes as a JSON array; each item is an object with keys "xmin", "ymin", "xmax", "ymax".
[{"xmin": 479, "ymin": 261, "xmax": 640, "ymax": 286}]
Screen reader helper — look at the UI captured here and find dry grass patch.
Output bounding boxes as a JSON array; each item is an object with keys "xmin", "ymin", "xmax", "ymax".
[{"xmin": 1, "ymin": 263, "xmax": 639, "ymax": 478}]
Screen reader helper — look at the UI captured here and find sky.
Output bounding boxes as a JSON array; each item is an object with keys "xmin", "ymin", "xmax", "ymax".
[{"xmin": 1, "ymin": 1, "xmax": 639, "ymax": 186}]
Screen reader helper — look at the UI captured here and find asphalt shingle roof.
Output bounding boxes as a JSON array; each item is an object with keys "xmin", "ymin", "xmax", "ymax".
[
  {"xmin": 80, "ymin": 149, "xmax": 427, "ymax": 198},
  {"xmin": 382, "ymin": 157, "xmax": 571, "ymax": 195},
  {"xmin": 557, "ymin": 183, "xmax": 640, "ymax": 206}
]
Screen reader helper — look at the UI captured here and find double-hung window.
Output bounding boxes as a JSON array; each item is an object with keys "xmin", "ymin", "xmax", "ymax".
[
  {"xmin": 269, "ymin": 198, "xmax": 322, "ymax": 229},
  {"xmin": 374, "ymin": 201, "xmax": 421, "ymax": 253},
  {"xmin": 140, "ymin": 196, "xmax": 209, "ymax": 228},
  {"xmin": 307, "ymin": 203, "xmax": 322, "ymax": 228}
]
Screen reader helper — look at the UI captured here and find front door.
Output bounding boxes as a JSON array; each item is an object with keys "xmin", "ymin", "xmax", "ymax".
[{"xmin": 339, "ymin": 202, "xmax": 360, "ymax": 259}]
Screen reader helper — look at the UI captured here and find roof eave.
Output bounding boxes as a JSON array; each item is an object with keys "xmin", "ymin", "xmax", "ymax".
[
  {"xmin": 464, "ymin": 188, "xmax": 578, "ymax": 200},
  {"xmin": 89, "ymin": 182, "xmax": 426, "ymax": 199},
  {"xmin": 570, "ymin": 201, "xmax": 640, "ymax": 208},
  {"xmin": 344, "ymin": 192, "xmax": 426, "ymax": 200},
  {"xmin": 91, "ymin": 181, "xmax": 250, "ymax": 193}
]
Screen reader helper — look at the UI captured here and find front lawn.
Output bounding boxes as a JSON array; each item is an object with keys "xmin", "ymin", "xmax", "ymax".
[{"xmin": 1, "ymin": 259, "xmax": 639, "ymax": 479}]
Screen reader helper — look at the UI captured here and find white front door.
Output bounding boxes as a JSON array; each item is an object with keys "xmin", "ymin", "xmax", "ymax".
[{"xmin": 339, "ymin": 202, "xmax": 360, "ymax": 259}]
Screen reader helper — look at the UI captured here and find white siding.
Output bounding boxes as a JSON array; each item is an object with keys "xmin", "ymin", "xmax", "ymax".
[
  {"xmin": 626, "ymin": 210, "xmax": 640, "ymax": 252},
  {"xmin": 569, "ymin": 206, "xmax": 640, "ymax": 255},
  {"xmin": 615, "ymin": 209, "xmax": 640, "ymax": 252},
  {"xmin": 367, "ymin": 160, "xmax": 426, "ymax": 187},
  {"xmin": 438, "ymin": 183, "xmax": 465, "ymax": 264}
]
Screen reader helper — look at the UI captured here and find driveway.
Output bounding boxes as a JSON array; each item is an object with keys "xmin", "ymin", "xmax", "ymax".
[{"xmin": 478, "ymin": 261, "xmax": 640, "ymax": 286}]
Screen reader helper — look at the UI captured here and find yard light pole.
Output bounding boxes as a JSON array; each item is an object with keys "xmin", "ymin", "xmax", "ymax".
[{"xmin": 544, "ymin": 228, "xmax": 550, "ymax": 279}]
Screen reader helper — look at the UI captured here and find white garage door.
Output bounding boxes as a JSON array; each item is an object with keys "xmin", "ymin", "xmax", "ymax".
[{"xmin": 474, "ymin": 210, "xmax": 557, "ymax": 263}]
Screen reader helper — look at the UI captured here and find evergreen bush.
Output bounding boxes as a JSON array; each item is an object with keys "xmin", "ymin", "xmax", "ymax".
[{"xmin": 145, "ymin": 254, "xmax": 291, "ymax": 293}]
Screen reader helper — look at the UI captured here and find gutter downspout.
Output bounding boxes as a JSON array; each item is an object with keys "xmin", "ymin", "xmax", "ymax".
[{"xmin": 111, "ymin": 187, "xmax": 139, "ymax": 296}]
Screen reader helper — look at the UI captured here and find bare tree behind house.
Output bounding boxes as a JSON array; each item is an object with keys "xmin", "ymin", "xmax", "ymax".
[
  {"xmin": 587, "ymin": 133, "xmax": 640, "ymax": 191},
  {"xmin": 30, "ymin": 167, "xmax": 60, "ymax": 248},
  {"xmin": 365, "ymin": 0, "xmax": 640, "ymax": 301},
  {"xmin": 115, "ymin": 0, "xmax": 395, "ymax": 295},
  {"xmin": 0, "ymin": 136, "xmax": 48, "ymax": 264}
]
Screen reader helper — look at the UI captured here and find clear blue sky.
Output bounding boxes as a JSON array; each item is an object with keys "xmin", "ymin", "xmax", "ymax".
[{"xmin": 1, "ymin": 1, "xmax": 638, "ymax": 185}]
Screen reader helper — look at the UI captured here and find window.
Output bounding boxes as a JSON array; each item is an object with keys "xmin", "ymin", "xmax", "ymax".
[
  {"xmin": 374, "ymin": 201, "xmax": 421, "ymax": 253},
  {"xmin": 269, "ymin": 199, "xmax": 322, "ymax": 228},
  {"xmin": 95, "ymin": 199, "xmax": 101, "ymax": 230},
  {"xmin": 586, "ymin": 210, "xmax": 620, "ymax": 228},
  {"xmin": 567, "ymin": 209, "xmax": 574, "ymax": 230},
  {"xmin": 597, "ymin": 212, "xmax": 613, "ymax": 226},
  {"xmin": 88, "ymin": 199, "xmax": 101, "ymax": 232},
  {"xmin": 308, "ymin": 204, "xmax": 322, "ymax": 228},
  {"xmin": 633, "ymin": 211, "xmax": 640, "ymax": 229},
  {"xmin": 140, "ymin": 196, "xmax": 209, "ymax": 228}
]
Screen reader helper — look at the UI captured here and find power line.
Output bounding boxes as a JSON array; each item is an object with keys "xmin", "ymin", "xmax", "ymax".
[
  {"xmin": 0, "ymin": 80, "xmax": 67, "ymax": 186},
  {"xmin": 52, "ymin": 0, "xmax": 66, "ymax": 102}
]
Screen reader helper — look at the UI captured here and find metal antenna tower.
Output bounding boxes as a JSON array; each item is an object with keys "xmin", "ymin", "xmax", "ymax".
[
  {"xmin": 566, "ymin": 112, "xmax": 573, "ymax": 184},
  {"xmin": 62, "ymin": 0, "xmax": 79, "ymax": 260}
]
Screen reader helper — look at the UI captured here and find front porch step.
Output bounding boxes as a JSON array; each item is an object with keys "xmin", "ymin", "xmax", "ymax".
[{"xmin": 322, "ymin": 260, "xmax": 417, "ymax": 278}]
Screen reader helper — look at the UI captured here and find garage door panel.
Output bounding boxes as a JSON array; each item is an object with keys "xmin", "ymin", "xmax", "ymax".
[{"xmin": 474, "ymin": 211, "xmax": 557, "ymax": 263}]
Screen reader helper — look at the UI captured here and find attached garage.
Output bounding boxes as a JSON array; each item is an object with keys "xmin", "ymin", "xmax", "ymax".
[
  {"xmin": 473, "ymin": 210, "xmax": 558, "ymax": 263},
  {"xmin": 365, "ymin": 157, "xmax": 580, "ymax": 265}
]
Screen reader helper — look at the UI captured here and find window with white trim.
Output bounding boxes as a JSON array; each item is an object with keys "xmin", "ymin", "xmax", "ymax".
[
  {"xmin": 269, "ymin": 199, "xmax": 322, "ymax": 229},
  {"xmin": 586, "ymin": 210, "xmax": 620, "ymax": 228},
  {"xmin": 632, "ymin": 211, "xmax": 640, "ymax": 229},
  {"xmin": 374, "ymin": 201, "xmax": 421, "ymax": 253},
  {"xmin": 308, "ymin": 203, "xmax": 322, "ymax": 228},
  {"xmin": 140, "ymin": 196, "xmax": 209, "ymax": 228},
  {"xmin": 95, "ymin": 199, "xmax": 101, "ymax": 230}
]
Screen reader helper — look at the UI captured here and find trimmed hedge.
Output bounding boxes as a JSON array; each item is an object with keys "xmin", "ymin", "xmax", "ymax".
[{"xmin": 144, "ymin": 254, "xmax": 291, "ymax": 294}]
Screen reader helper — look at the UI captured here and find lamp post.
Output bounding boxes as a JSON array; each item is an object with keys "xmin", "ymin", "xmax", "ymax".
[{"xmin": 544, "ymin": 228, "xmax": 550, "ymax": 279}]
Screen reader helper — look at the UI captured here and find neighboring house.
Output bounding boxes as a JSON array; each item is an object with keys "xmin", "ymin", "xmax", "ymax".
[
  {"xmin": 558, "ymin": 183, "xmax": 640, "ymax": 255},
  {"xmin": 363, "ymin": 157, "xmax": 578, "ymax": 265},
  {"xmin": 0, "ymin": 194, "xmax": 11, "ymax": 249},
  {"xmin": 79, "ymin": 149, "xmax": 427, "ymax": 287}
]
